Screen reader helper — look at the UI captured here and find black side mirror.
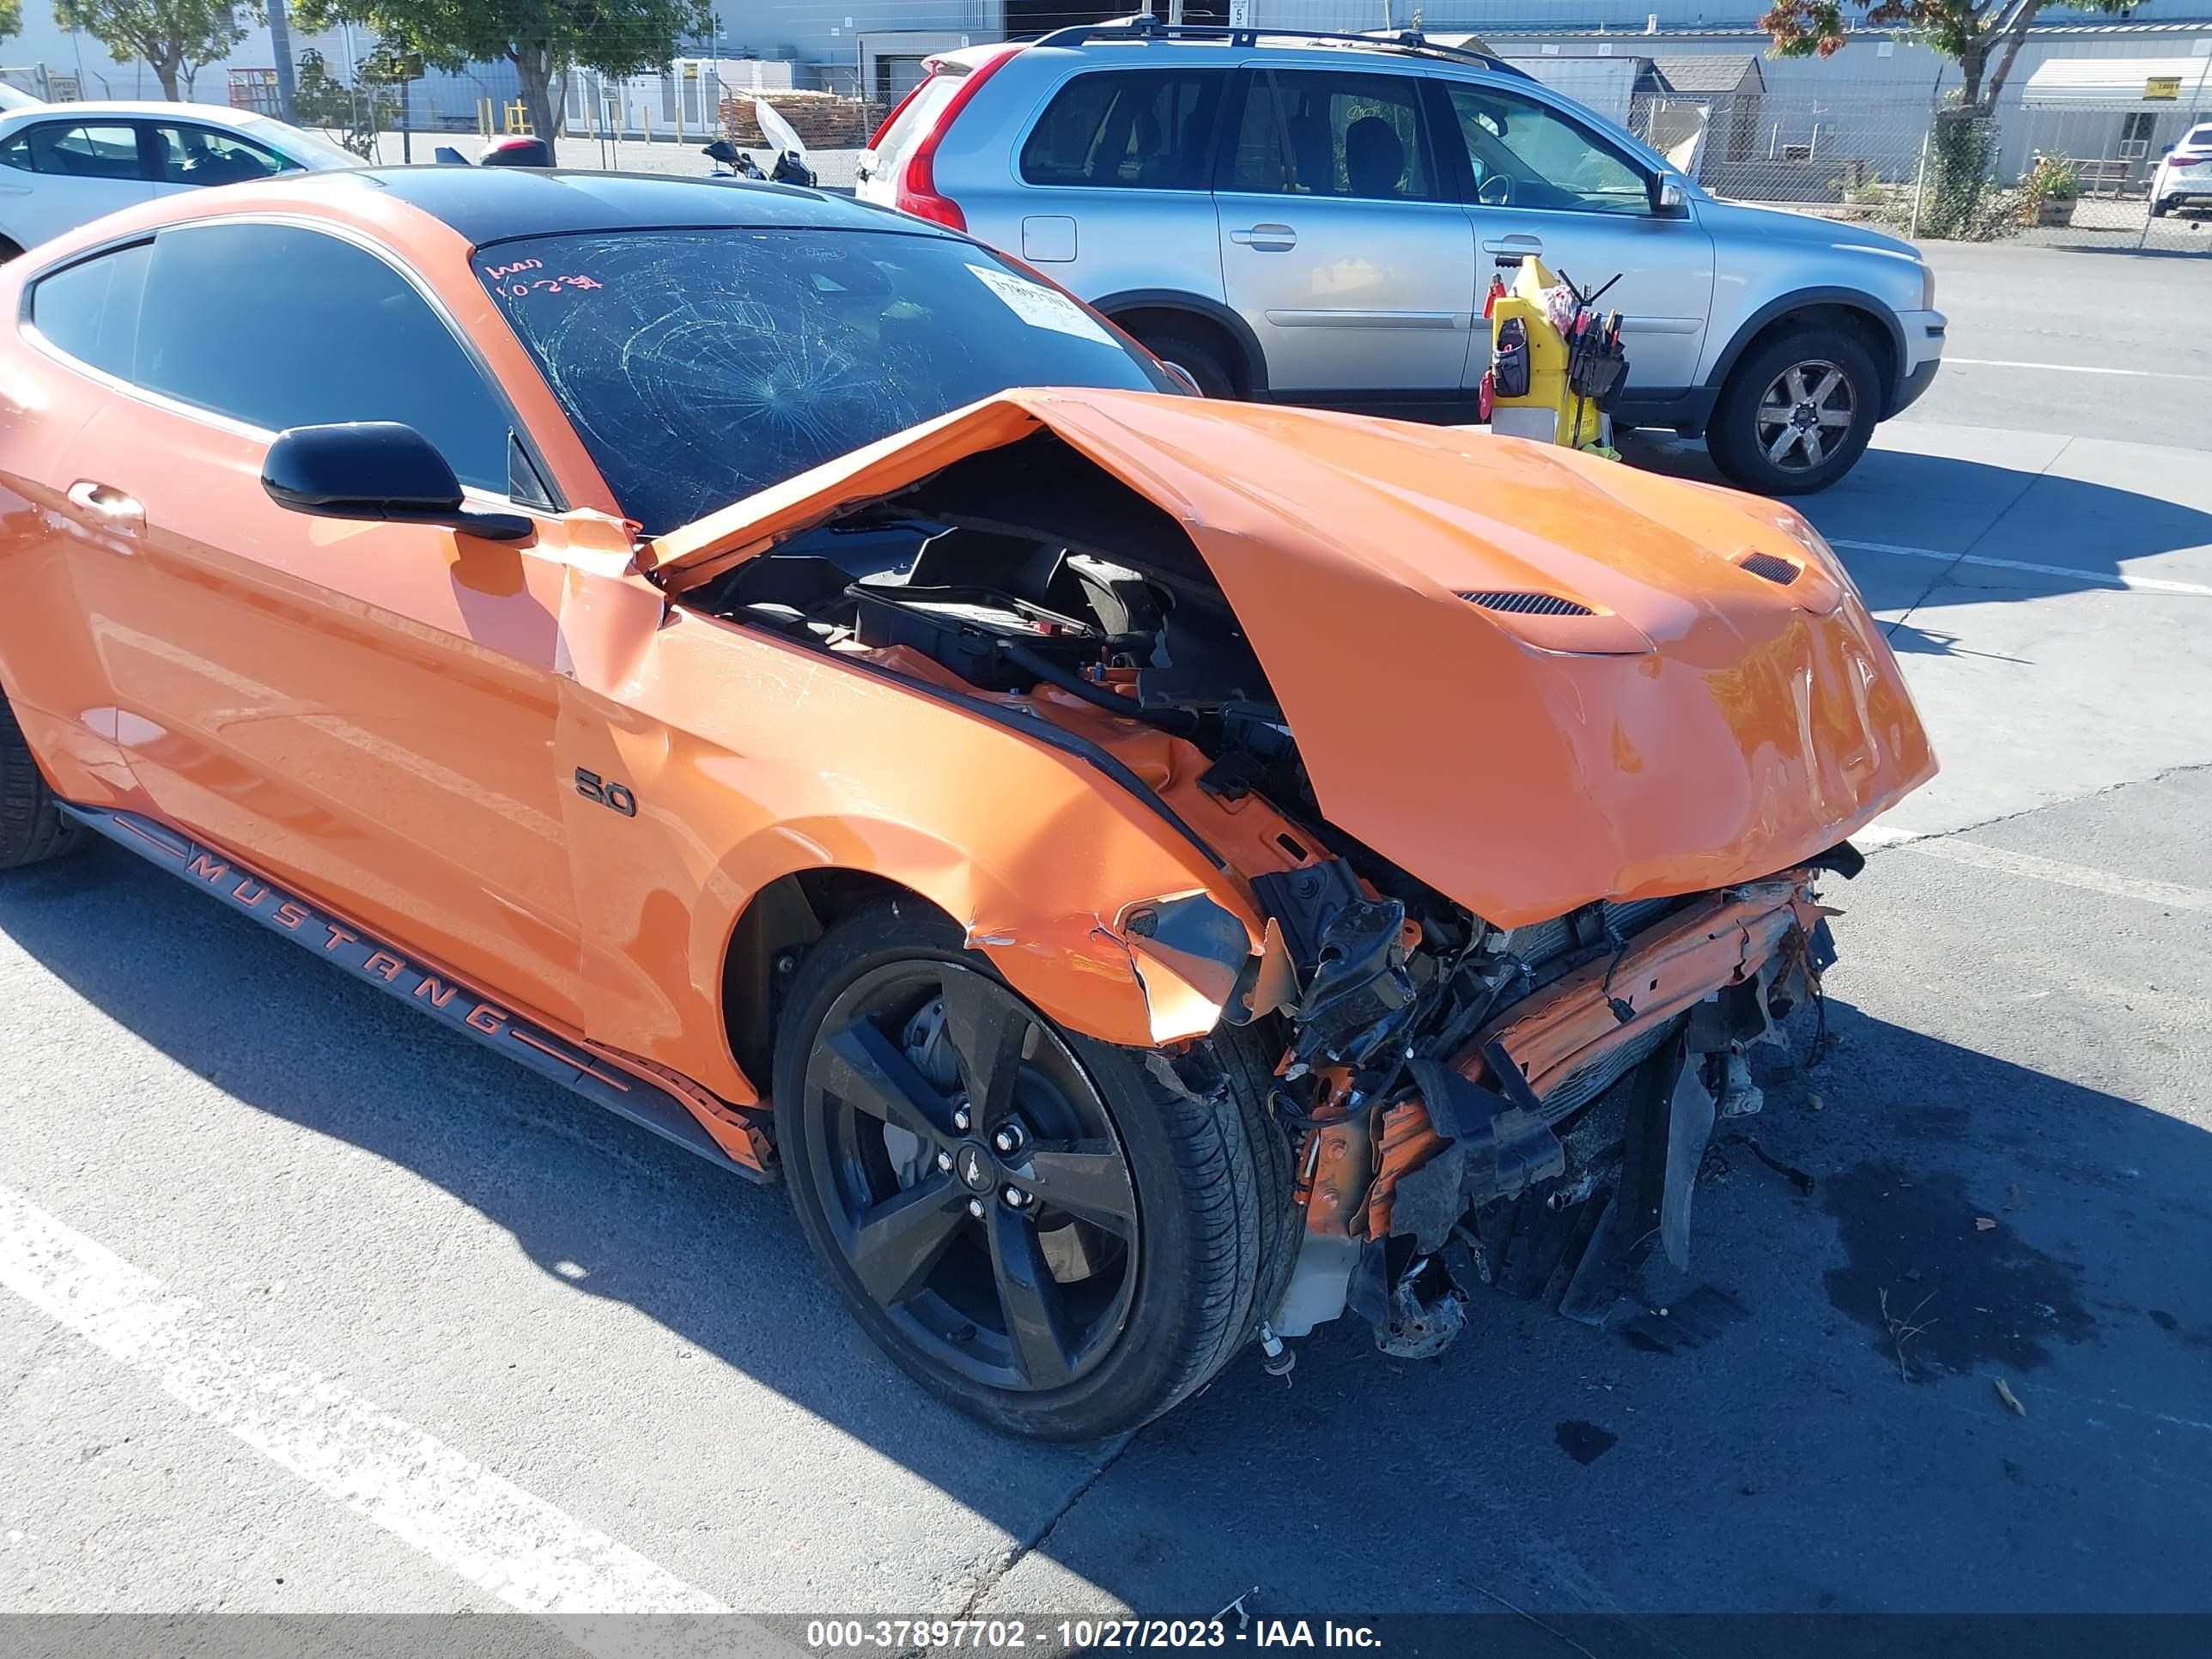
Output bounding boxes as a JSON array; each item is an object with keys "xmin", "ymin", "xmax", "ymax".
[
  {"xmin": 1650, "ymin": 177, "xmax": 1691, "ymax": 217},
  {"xmin": 262, "ymin": 422, "xmax": 532, "ymax": 541},
  {"xmin": 702, "ymin": 138, "xmax": 742, "ymax": 165}
]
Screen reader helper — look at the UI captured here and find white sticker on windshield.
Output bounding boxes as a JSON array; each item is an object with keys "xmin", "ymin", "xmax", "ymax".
[{"xmin": 966, "ymin": 263, "xmax": 1118, "ymax": 349}]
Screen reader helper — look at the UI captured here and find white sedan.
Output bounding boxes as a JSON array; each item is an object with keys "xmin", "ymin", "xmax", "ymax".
[
  {"xmin": 2150, "ymin": 123, "xmax": 2212, "ymax": 217},
  {"xmin": 0, "ymin": 100, "xmax": 357, "ymax": 258}
]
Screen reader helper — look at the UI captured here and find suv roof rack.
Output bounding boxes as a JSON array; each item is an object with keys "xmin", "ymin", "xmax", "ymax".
[{"xmin": 1025, "ymin": 18, "xmax": 1531, "ymax": 80}]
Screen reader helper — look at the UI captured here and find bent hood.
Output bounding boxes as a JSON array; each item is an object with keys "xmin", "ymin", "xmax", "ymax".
[{"xmin": 647, "ymin": 389, "xmax": 1936, "ymax": 928}]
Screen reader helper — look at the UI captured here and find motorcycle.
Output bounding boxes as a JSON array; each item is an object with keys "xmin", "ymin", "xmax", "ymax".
[
  {"xmin": 755, "ymin": 100, "xmax": 816, "ymax": 187},
  {"xmin": 702, "ymin": 137, "xmax": 765, "ymax": 180},
  {"xmin": 702, "ymin": 100, "xmax": 816, "ymax": 189}
]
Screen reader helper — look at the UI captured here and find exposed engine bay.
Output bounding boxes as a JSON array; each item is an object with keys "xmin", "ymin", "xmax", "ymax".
[
  {"xmin": 686, "ymin": 434, "xmax": 1297, "ymax": 793},
  {"xmin": 688, "ymin": 431, "xmax": 1858, "ymax": 1358}
]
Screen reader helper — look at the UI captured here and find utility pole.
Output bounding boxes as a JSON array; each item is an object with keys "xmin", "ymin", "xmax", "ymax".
[{"xmin": 266, "ymin": 0, "xmax": 298, "ymax": 122}]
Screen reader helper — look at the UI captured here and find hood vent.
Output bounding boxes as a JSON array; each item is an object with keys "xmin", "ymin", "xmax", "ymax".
[
  {"xmin": 1461, "ymin": 590, "xmax": 1594, "ymax": 617},
  {"xmin": 1738, "ymin": 550, "xmax": 1801, "ymax": 586}
]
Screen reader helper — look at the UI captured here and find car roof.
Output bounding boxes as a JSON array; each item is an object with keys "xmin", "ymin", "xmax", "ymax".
[
  {"xmin": 937, "ymin": 22, "xmax": 1528, "ymax": 81},
  {"xmin": 0, "ymin": 100, "xmax": 276, "ymax": 125},
  {"xmin": 341, "ymin": 166, "xmax": 939, "ymax": 247}
]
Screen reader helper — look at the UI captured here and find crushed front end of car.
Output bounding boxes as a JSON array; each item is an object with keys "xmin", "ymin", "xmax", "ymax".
[
  {"xmin": 647, "ymin": 386, "xmax": 1936, "ymax": 1358},
  {"xmin": 1248, "ymin": 849, "xmax": 1855, "ymax": 1354}
]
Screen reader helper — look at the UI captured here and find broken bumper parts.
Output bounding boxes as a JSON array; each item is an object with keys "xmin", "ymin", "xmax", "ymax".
[{"xmin": 1257, "ymin": 858, "xmax": 1844, "ymax": 1362}]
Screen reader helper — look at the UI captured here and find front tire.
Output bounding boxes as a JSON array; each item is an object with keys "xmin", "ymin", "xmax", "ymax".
[
  {"xmin": 773, "ymin": 902, "xmax": 1288, "ymax": 1440},
  {"xmin": 0, "ymin": 692, "xmax": 84, "ymax": 870},
  {"xmin": 1706, "ymin": 326, "xmax": 1880, "ymax": 495}
]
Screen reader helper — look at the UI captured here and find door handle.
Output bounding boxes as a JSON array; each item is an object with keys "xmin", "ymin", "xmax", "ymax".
[
  {"xmin": 1482, "ymin": 234, "xmax": 1543, "ymax": 255},
  {"xmin": 1230, "ymin": 223, "xmax": 1297, "ymax": 250},
  {"xmin": 66, "ymin": 480, "xmax": 146, "ymax": 536}
]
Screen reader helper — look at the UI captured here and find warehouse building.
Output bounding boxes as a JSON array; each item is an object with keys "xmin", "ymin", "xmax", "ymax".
[{"xmin": 3, "ymin": 0, "xmax": 2209, "ymax": 179}]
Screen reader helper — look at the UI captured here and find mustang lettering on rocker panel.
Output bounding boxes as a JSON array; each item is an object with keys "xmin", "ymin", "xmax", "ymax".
[{"xmin": 63, "ymin": 804, "xmax": 766, "ymax": 1178}]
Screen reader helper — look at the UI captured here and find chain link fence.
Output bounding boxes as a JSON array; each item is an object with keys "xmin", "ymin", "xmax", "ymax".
[
  {"xmin": 308, "ymin": 62, "xmax": 872, "ymax": 187},
  {"xmin": 197, "ymin": 46, "xmax": 2212, "ymax": 253},
  {"xmin": 335, "ymin": 72, "xmax": 2207, "ymax": 253},
  {"xmin": 1623, "ymin": 89, "xmax": 2210, "ymax": 256}
]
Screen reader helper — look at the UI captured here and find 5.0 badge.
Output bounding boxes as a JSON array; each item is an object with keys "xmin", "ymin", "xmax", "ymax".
[{"xmin": 574, "ymin": 768, "xmax": 637, "ymax": 817}]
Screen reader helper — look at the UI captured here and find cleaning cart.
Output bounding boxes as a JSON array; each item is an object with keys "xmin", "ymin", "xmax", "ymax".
[{"xmin": 1482, "ymin": 255, "xmax": 1629, "ymax": 459}]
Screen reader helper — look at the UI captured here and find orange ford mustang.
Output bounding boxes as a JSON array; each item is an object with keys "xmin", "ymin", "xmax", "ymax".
[{"xmin": 0, "ymin": 169, "xmax": 1935, "ymax": 1439}]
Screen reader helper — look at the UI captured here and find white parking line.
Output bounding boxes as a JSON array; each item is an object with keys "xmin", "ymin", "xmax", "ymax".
[
  {"xmin": 1829, "ymin": 538, "xmax": 2212, "ymax": 599},
  {"xmin": 0, "ymin": 1179, "xmax": 732, "ymax": 1618},
  {"xmin": 1944, "ymin": 356, "xmax": 2212, "ymax": 383},
  {"xmin": 1896, "ymin": 839, "xmax": 2212, "ymax": 914}
]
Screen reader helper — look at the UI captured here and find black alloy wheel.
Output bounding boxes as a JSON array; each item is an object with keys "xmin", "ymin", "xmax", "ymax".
[
  {"xmin": 803, "ymin": 957, "xmax": 1139, "ymax": 1393},
  {"xmin": 773, "ymin": 902, "xmax": 1292, "ymax": 1440}
]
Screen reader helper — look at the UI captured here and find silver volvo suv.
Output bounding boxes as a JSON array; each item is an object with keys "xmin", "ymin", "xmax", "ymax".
[{"xmin": 856, "ymin": 21, "xmax": 1946, "ymax": 494}]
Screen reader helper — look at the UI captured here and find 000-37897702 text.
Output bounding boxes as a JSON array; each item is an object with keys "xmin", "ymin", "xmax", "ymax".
[{"xmin": 802, "ymin": 1617, "xmax": 1386, "ymax": 1650}]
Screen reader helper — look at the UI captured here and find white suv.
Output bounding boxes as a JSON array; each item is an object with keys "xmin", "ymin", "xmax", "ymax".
[
  {"xmin": 2151, "ymin": 124, "xmax": 2212, "ymax": 218},
  {"xmin": 857, "ymin": 21, "xmax": 1946, "ymax": 494}
]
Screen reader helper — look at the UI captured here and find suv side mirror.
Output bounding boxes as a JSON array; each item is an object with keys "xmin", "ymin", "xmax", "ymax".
[
  {"xmin": 262, "ymin": 422, "xmax": 532, "ymax": 541},
  {"xmin": 1651, "ymin": 178, "xmax": 1690, "ymax": 217}
]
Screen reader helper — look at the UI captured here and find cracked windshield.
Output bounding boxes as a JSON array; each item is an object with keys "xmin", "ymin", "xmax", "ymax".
[{"xmin": 479, "ymin": 228, "xmax": 1171, "ymax": 533}]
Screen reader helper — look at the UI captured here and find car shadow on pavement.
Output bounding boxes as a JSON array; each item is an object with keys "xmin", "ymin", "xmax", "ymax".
[
  {"xmin": 1618, "ymin": 432, "xmax": 2212, "ymax": 609},
  {"xmin": 5, "ymin": 843, "xmax": 2209, "ymax": 1615}
]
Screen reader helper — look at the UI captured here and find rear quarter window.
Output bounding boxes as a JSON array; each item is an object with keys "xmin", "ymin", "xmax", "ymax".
[{"xmin": 28, "ymin": 241, "xmax": 150, "ymax": 380}]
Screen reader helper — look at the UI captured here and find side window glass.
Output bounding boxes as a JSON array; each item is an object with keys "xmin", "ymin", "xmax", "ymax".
[
  {"xmin": 1224, "ymin": 70, "xmax": 1436, "ymax": 203},
  {"xmin": 151, "ymin": 125, "xmax": 291, "ymax": 187},
  {"xmin": 28, "ymin": 241, "xmax": 151, "ymax": 379},
  {"xmin": 3, "ymin": 123, "xmax": 143, "ymax": 179},
  {"xmin": 1447, "ymin": 86, "xmax": 1650, "ymax": 216},
  {"xmin": 135, "ymin": 223, "xmax": 512, "ymax": 494},
  {"xmin": 1019, "ymin": 70, "xmax": 1224, "ymax": 191}
]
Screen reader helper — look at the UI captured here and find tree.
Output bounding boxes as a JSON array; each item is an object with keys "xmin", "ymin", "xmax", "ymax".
[
  {"xmin": 1758, "ymin": 0, "xmax": 2130, "ymax": 115},
  {"xmin": 52, "ymin": 0, "xmax": 246, "ymax": 101},
  {"xmin": 294, "ymin": 0, "xmax": 711, "ymax": 150},
  {"xmin": 1, "ymin": 0, "xmax": 19, "ymax": 46},
  {"xmin": 291, "ymin": 47, "xmax": 395, "ymax": 157},
  {"xmin": 1760, "ymin": 0, "xmax": 2130, "ymax": 236}
]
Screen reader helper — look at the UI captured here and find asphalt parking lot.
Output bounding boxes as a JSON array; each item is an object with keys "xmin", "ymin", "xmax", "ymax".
[{"xmin": 3, "ymin": 240, "xmax": 2208, "ymax": 1646}]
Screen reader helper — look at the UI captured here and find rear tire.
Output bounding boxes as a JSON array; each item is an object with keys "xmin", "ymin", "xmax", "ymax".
[
  {"xmin": 1133, "ymin": 325, "xmax": 1237, "ymax": 399},
  {"xmin": 773, "ymin": 901, "xmax": 1290, "ymax": 1440},
  {"xmin": 0, "ymin": 692, "xmax": 84, "ymax": 870},
  {"xmin": 1706, "ymin": 325, "xmax": 1880, "ymax": 496}
]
